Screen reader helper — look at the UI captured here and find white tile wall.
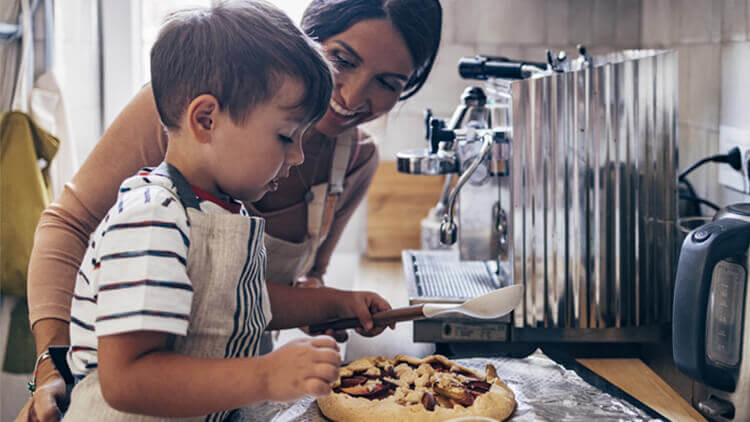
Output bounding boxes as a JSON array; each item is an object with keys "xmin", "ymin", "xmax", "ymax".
[
  {"xmin": 54, "ymin": 0, "xmax": 101, "ymax": 166},
  {"xmin": 568, "ymin": 0, "xmax": 595, "ymax": 45},
  {"xmin": 721, "ymin": 42, "xmax": 750, "ymax": 128},
  {"xmin": 592, "ymin": 0, "xmax": 617, "ymax": 46},
  {"xmin": 675, "ymin": 0, "xmax": 722, "ymax": 44},
  {"xmin": 545, "ymin": 0, "xmax": 571, "ymax": 46},
  {"xmin": 614, "ymin": 0, "xmax": 641, "ymax": 47},
  {"xmin": 685, "ymin": 44, "xmax": 721, "ymax": 130},
  {"xmin": 642, "ymin": 0, "xmax": 673, "ymax": 47},
  {"xmin": 475, "ymin": 0, "xmax": 547, "ymax": 46},
  {"xmin": 640, "ymin": 0, "xmax": 750, "ymax": 206},
  {"xmin": 723, "ymin": 0, "xmax": 747, "ymax": 41},
  {"xmin": 448, "ymin": 0, "xmax": 482, "ymax": 44}
]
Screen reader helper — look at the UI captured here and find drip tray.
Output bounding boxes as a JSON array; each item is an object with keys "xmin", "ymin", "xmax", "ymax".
[{"xmin": 402, "ymin": 250, "xmax": 504, "ymax": 304}]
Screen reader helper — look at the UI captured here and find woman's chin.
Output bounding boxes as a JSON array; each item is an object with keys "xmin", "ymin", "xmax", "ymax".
[
  {"xmin": 315, "ymin": 109, "xmax": 365, "ymax": 137},
  {"xmin": 314, "ymin": 118, "xmax": 348, "ymax": 138}
]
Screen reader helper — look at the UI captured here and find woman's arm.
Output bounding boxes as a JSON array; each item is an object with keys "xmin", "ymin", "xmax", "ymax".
[
  {"xmin": 265, "ymin": 283, "xmax": 392, "ymax": 336},
  {"xmin": 28, "ymin": 84, "xmax": 168, "ymax": 329}
]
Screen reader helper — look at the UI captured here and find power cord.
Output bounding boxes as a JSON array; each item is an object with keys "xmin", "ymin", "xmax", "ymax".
[
  {"xmin": 678, "ymin": 146, "xmax": 744, "ymax": 215},
  {"xmin": 678, "ymin": 147, "xmax": 742, "ymax": 181},
  {"xmin": 679, "ymin": 194, "xmax": 719, "ymax": 211}
]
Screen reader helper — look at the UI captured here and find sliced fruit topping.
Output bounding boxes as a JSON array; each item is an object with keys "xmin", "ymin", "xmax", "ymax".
[
  {"xmin": 421, "ymin": 392, "xmax": 436, "ymax": 411},
  {"xmin": 340, "ymin": 376, "xmax": 368, "ymax": 388},
  {"xmin": 465, "ymin": 380, "xmax": 491, "ymax": 393},
  {"xmin": 339, "ymin": 384, "xmax": 374, "ymax": 396},
  {"xmin": 384, "ymin": 366, "xmax": 398, "ymax": 379},
  {"xmin": 434, "ymin": 394, "xmax": 453, "ymax": 409},
  {"xmin": 434, "ymin": 384, "xmax": 476, "ymax": 407},
  {"xmin": 340, "ymin": 382, "xmax": 396, "ymax": 400}
]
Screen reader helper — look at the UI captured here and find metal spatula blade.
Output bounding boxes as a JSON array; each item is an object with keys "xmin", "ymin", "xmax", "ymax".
[{"xmin": 309, "ymin": 284, "xmax": 524, "ymax": 333}]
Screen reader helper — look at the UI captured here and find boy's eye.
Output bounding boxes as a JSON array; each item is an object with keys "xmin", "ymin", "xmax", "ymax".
[{"xmin": 278, "ymin": 135, "xmax": 294, "ymax": 144}]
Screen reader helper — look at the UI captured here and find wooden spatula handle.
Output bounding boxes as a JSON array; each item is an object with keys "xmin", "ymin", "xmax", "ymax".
[{"xmin": 309, "ymin": 304, "xmax": 425, "ymax": 333}]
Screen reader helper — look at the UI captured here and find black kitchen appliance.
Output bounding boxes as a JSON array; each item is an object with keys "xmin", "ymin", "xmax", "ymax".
[{"xmin": 674, "ymin": 203, "xmax": 750, "ymax": 421}]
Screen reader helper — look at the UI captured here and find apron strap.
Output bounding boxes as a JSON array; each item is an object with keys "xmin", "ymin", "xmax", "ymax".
[
  {"xmin": 152, "ymin": 162, "xmax": 201, "ymax": 211},
  {"xmin": 298, "ymin": 130, "xmax": 356, "ymax": 278},
  {"xmin": 319, "ymin": 130, "xmax": 355, "ymax": 236},
  {"xmin": 328, "ymin": 130, "xmax": 356, "ymax": 195}
]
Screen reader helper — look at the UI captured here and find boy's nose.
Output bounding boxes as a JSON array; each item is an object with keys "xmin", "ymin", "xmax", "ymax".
[{"xmin": 286, "ymin": 138, "xmax": 304, "ymax": 167}]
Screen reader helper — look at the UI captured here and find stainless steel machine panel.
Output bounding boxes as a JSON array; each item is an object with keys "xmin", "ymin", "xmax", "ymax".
[
  {"xmin": 402, "ymin": 250, "xmax": 503, "ymax": 304},
  {"xmin": 509, "ymin": 50, "xmax": 678, "ymax": 330}
]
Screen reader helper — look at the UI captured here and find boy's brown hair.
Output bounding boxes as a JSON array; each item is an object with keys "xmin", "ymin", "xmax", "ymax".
[{"xmin": 151, "ymin": 0, "xmax": 333, "ymax": 131}]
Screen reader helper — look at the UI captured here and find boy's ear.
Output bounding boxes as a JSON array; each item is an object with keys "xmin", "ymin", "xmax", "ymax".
[{"xmin": 186, "ymin": 95, "xmax": 219, "ymax": 144}]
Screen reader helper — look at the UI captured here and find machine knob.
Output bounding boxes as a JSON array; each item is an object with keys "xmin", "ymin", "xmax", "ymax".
[{"xmin": 439, "ymin": 219, "xmax": 457, "ymax": 245}]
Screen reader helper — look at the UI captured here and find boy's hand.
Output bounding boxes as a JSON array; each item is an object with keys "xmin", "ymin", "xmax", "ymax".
[
  {"xmin": 262, "ymin": 336, "xmax": 341, "ymax": 401},
  {"xmin": 337, "ymin": 291, "xmax": 395, "ymax": 337},
  {"xmin": 296, "ymin": 277, "xmax": 348, "ymax": 342}
]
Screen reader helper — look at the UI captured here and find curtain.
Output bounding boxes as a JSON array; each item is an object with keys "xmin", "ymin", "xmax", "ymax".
[{"xmin": 0, "ymin": 0, "xmax": 23, "ymax": 113}]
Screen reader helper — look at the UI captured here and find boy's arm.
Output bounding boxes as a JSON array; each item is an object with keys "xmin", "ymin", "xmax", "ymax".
[
  {"xmin": 98, "ymin": 331, "xmax": 340, "ymax": 417},
  {"xmin": 265, "ymin": 283, "xmax": 393, "ymax": 335}
]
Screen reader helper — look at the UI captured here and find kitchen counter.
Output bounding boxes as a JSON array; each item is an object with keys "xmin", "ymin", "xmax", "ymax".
[{"xmin": 276, "ymin": 253, "xmax": 706, "ymax": 421}]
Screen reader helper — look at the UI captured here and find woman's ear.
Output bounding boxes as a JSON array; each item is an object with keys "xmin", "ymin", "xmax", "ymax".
[{"xmin": 186, "ymin": 94, "xmax": 219, "ymax": 144}]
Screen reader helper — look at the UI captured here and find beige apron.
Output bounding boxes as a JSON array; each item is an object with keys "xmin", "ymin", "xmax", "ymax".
[
  {"xmin": 63, "ymin": 163, "xmax": 272, "ymax": 422},
  {"xmin": 256, "ymin": 131, "xmax": 354, "ymax": 355},
  {"xmin": 263, "ymin": 129, "xmax": 356, "ymax": 284}
]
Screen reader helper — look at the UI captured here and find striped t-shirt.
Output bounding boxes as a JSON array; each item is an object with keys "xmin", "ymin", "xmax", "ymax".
[{"xmin": 67, "ymin": 168, "xmax": 247, "ymax": 377}]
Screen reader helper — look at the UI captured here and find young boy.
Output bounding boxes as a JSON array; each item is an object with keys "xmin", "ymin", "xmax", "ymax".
[{"xmin": 62, "ymin": 1, "xmax": 392, "ymax": 420}]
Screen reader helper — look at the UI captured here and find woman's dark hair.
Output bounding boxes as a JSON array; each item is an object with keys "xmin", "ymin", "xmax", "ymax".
[{"xmin": 301, "ymin": 0, "xmax": 442, "ymax": 101}]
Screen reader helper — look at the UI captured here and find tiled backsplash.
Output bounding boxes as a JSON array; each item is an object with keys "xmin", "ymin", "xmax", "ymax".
[{"xmin": 641, "ymin": 0, "xmax": 750, "ymax": 206}]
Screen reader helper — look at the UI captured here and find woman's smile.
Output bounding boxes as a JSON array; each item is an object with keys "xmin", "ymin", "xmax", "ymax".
[{"xmin": 326, "ymin": 98, "xmax": 368, "ymax": 125}]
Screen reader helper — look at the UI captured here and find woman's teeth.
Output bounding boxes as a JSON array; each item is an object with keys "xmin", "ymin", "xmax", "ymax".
[{"xmin": 330, "ymin": 100, "xmax": 359, "ymax": 117}]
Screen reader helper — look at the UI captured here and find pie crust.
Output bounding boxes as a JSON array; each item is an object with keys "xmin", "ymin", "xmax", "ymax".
[{"xmin": 317, "ymin": 354, "xmax": 516, "ymax": 421}]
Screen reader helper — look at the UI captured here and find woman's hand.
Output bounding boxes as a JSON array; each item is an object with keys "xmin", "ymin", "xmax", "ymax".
[
  {"xmin": 337, "ymin": 290, "xmax": 395, "ymax": 337},
  {"xmin": 16, "ymin": 360, "xmax": 66, "ymax": 422}
]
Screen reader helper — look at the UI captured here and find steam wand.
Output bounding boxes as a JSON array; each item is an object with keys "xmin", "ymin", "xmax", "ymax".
[{"xmin": 439, "ymin": 131, "xmax": 494, "ymax": 245}]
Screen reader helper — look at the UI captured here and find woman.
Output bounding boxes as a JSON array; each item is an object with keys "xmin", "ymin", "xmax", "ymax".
[{"xmin": 20, "ymin": 0, "xmax": 442, "ymax": 420}]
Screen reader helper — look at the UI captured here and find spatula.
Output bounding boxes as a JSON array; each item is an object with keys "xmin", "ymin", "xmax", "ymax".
[{"xmin": 309, "ymin": 284, "xmax": 523, "ymax": 333}]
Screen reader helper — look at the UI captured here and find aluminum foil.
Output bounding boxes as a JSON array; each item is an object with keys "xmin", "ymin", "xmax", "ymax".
[{"xmin": 232, "ymin": 351, "xmax": 662, "ymax": 421}]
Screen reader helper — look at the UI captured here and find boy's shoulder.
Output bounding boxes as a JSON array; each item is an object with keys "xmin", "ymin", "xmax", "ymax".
[
  {"xmin": 107, "ymin": 167, "xmax": 186, "ymax": 222},
  {"xmin": 118, "ymin": 167, "xmax": 179, "ymax": 198}
]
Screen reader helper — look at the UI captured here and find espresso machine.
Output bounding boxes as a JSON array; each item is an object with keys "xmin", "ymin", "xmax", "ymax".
[{"xmin": 397, "ymin": 49, "xmax": 679, "ymax": 356}]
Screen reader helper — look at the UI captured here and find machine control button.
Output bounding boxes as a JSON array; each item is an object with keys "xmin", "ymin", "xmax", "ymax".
[{"xmin": 692, "ymin": 229, "xmax": 712, "ymax": 242}]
